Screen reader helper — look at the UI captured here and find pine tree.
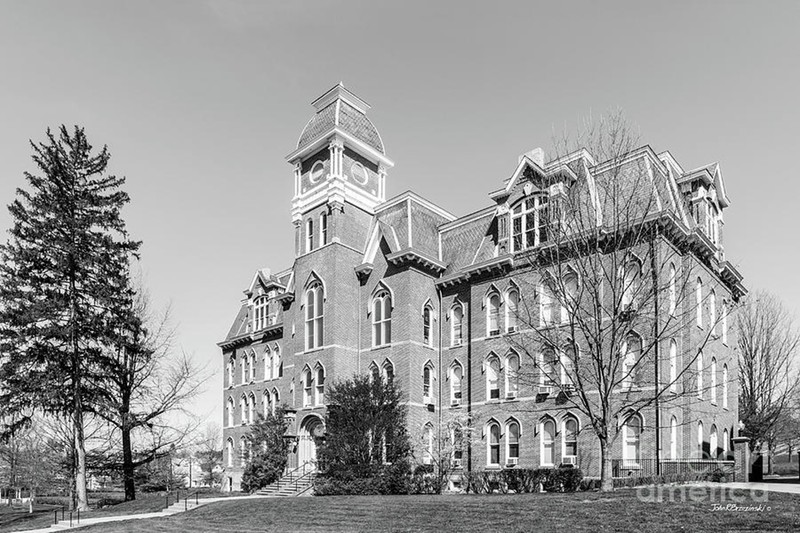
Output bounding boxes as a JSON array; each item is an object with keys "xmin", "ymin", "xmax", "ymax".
[{"xmin": 0, "ymin": 126, "xmax": 140, "ymax": 511}]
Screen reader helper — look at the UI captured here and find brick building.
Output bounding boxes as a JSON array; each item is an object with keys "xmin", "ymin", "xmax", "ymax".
[{"xmin": 219, "ymin": 84, "xmax": 746, "ymax": 491}]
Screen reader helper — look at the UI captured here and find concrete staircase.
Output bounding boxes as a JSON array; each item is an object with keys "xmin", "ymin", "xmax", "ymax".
[{"xmin": 256, "ymin": 464, "xmax": 316, "ymax": 497}]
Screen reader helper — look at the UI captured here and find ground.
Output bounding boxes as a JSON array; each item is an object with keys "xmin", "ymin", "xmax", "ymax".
[{"xmin": 66, "ymin": 488, "xmax": 800, "ymax": 533}]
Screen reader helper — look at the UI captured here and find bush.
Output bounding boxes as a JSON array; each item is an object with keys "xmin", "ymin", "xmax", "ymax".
[
  {"xmin": 462, "ymin": 468, "xmax": 583, "ymax": 494},
  {"xmin": 314, "ymin": 461, "xmax": 415, "ymax": 496}
]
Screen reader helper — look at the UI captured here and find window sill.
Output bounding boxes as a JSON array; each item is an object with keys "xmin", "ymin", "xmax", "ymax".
[{"xmin": 371, "ymin": 343, "xmax": 393, "ymax": 351}]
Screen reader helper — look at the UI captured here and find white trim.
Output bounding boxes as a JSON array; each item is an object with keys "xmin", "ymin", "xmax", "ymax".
[{"xmin": 375, "ymin": 190, "xmax": 456, "ymax": 221}]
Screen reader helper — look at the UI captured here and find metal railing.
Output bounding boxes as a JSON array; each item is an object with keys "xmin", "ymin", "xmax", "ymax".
[
  {"xmin": 612, "ymin": 458, "xmax": 736, "ymax": 480},
  {"xmin": 53, "ymin": 506, "xmax": 79, "ymax": 526},
  {"xmin": 164, "ymin": 488, "xmax": 200, "ymax": 510},
  {"xmin": 275, "ymin": 462, "xmax": 315, "ymax": 493}
]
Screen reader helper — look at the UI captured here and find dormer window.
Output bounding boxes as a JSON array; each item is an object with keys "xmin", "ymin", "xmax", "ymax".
[
  {"xmin": 254, "ymin": 296, "xmax": 268, "ymax": 331},
  {"xmin": 510, "ymin": 195, "xmax": 549, "ymax": 252}
]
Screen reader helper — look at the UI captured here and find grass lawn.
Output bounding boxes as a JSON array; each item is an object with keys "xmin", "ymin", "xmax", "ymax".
[{"xmin": 72, "ymin": 487, "xmax": 800, "ymax": 533}]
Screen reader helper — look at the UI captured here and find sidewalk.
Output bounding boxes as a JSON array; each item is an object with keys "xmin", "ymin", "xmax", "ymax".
[
  {"xmin": 696, "ymin": 481, "xmax": 800, "ymax": 495},
  {"xmin": 12, "ymin": 494, "xmax": 274, "ymax": 533}
]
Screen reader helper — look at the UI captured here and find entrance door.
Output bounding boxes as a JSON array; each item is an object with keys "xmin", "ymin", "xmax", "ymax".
[{"xmin": 298, "ymin": 417, "xmax": 322, "ymax": 466}]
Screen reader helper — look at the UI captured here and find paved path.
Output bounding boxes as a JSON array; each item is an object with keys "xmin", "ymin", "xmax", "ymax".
[
  {"xmin": 695, "ymin": 481, "xmax": 800, "ymax": 495},
  {"xmin": 12, "ymin": 494, "xmax": 274, "ymax": 533}
]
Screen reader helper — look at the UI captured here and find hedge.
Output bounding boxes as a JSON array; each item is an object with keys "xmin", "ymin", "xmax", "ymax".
[{"xmin": 463, "ymin": 467, "xmax": 584, "ymax": 494}]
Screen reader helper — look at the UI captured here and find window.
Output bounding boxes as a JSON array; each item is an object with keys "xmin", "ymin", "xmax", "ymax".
[
  {"xmin": 450, "ymin": 362, "xmax": 463, "ymax": 406},
  {"xmin": 506, "ymin": 289, "xmax": 519, "ymax": 333},
  {"xmin": 372, "ymin": 290, "xmax": 392, "ymax": 347},
  {"xmin": 561, "ymin": 344, "xmax": 576, "ymax": 387},
  {"xmin": 541, "ymin": 419, "xmax": 555, "ymax": 466},
  {"xmin": 670, "ymin": 416, "xmax": 678, "ymax": 460},
  {"xmin": 710, "ymin": 290, "xmax": 717, "ymax": 336},
  {"xmin": 240, "ymin": 396, "xmax": 247, "ymax": 425},
  {"xmin": 240, "ymin": 437, "xmax": 247, "ymax": 467},
  {"xmin": 227, "ymin": 356, "xmax": 235, "ymax": 386},
  {"xmin": 271, "ymin": 389, "xmax": 280, "ymax": 415},
  {"xmin": 721, "ymin": 300, "xmax": 729, "ymax": 344},
  {"xmin": 315, "ymin": 365, "xmax": 325, "ymax": 405},
  {"xmin": 506, "ymin": 421, "xmax": 520, "ymax": 464},
  {"xmin": 303, "ymin": 367, "xmax": 313, "ymax": 407},
  {"xmin": 254, "ymin": 296, "xmax": 268, "ymax": 331},
  {"xmin": 486, "ymin": 356, "xmax": 500, "ymax": 400},
  {"xmin": 369, "ymin": 362, "xmax": 380, "ymax": 382},
  {"xmin": 722, "ymin": 429, "xmax": 729, "ymax": 457},
  {"xmin": 306, "ymin": 218, "xmax": 314, "ymax": 253},
  {"xmin": 621, "ymin": 261, "xmax": 640, "ymax": 311},
  {"xmin": 226, "ymin": 397, "xmax": 234, "ymax": 427},
  {"xmin": 249, "ymin": 352, "xmax": 256, "ymax": 382},
  {"xmin": 696, "ymin": 278, "xmax": 703, "ymax": 327},
  {"xmin": 451, "ymin": 304, "xmax": 463, "ymax": 346},
  {"xmin": 488, "ymin": 422, "xmax": 501, "ymax": 466},
  {"xmin": 710, "ymin": 425, "xmax": 718, "ymax": 459},
  {"xmin": 248, "ymin": 392, "xmax": 256, "ymax": 424},
  {"xmin": 563, "ymin": 417, "xmax": 578, "ymax": 460},
  {"xmin": 622, "ymin": 333, "xmax": 642, "ymax": 388},
  {"xmin": 265, "ymin": 348, "xmax": 272, "ymax": 380},
  {"xmin": 263, "ymin": 392, "xmax": 271, "ymax": 418},
  {"xmin": 541, "ymin": 346, "xmax": 558, "ymax": 386},
  {"xmin": 226, "ymin": 438, "xmax": 234, "ymax": 467},
  {"xmin": 422, "ymin": 424, "xmax": 434, "ymax": 465},
  {"xmin": 305, "ymin": 282, "xmax": 324, "ymax": 350},
  {"xmin": 668, "ymin": 263, "xmax": 676, "ymax": 316},
  {"xmin": 510, "ymin": 195, "xmax": 549, "ymax": 252},
  {"xmin": 697, "ymin": 351, "xmax": 704, "ymax": 398},
  {"xmin": 669, "ymin": 339, "xmax": 678, "ymax": 392},
  {"xmin": 487, "ymin": 293, "xmax": 501, "ymax": 336},
  {"xmin": 241, "ymin": 355, "xmax": 247, "ymax": 385},
  {"xmin": 697, "ymin": 421, "xmax": 704, "ymax": 458},
  {"xmin": 722, "ymin": 364, "xmax": 729, "ymax": 409},
  {"xmin": 505, "ymin": 352, "xmax": 519, "ymax": 399},
  {"xmin": 710, "ymin": 357, "xmax": 717, "ymax": 404},
  {"xmin": 452, "ymin": 425, "xmax": 464, "ymax": 466},
  {"xmin": 539, "ymin": 280, "xmax": 556, "ymax": 326},
  {"xmin": 423, "ymin": 363, "xmax": 434, "ymax": 402},
  {"xmin": 562, "ymin": 273, "xmax": 578, "ymax": 323},
  {"xmin": 423, "ymin": 305, "xmax": 433, "ymax": 347},
  {"xmin": 623, "ymin": 415, "xmax": 641, "ymax": 464},
  {"xmin": 320, "ymin": 213, "xmax": 328, "ymax": 246},
  {"xmin": 382, "ymin": 360, "xmax": 394, "ymax": 383}
]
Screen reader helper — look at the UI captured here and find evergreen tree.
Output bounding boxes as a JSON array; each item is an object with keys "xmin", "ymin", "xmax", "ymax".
[
  {"xmin": 0, "ymin": 126, "xmax": 140, "ymax": 511},
  {"xmin": 241, "ymin": 405, "xmax": 290, "ymax": 492}
]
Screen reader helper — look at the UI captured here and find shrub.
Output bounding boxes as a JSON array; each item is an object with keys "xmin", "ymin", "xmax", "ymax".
[{"xmin": 461, "ymin": 468, "xmax": 583, "ymax": 494}]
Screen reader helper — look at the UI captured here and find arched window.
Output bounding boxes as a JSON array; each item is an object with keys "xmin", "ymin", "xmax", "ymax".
[
  {"xmin": 239, "ymin": 396, "xmax": 247, "ymax": 425},
  {"xmin": 669, "ymin": 339, "xmax": 678, "ymax": 392},
  {"xmin": 696, "ymin": 278, "xmax": 703, "ymax": 327},
  {"xmin": 621, "ymin": 261, "xmax": 640, "ymax": 310},
  {"xmin": 722, "ymin": 429, "xmax": 730, "ymax": 457},
  {"xmin": 240, "ymin": 436, "xmax": 247, "ymax": 467},
  {"xmin": 254, "ymin": 296, "xmax": 268, "ymax": 331},
  {"xmin": 372, "ymin": 290, "xmax": 392, "ymax": 347},
  {"xmin": 369, "ymin": 361, "xmax": 380, "ymax": 382},
  {"xmin": 722, "ymin": 364, "xmax": 729, "ymax": 409},
  {"xmin": 451, "ymin": 425, "xmax": 464, "ymax": 467},
  {"xmin": 302, "ymin": 367, "xmax": 313, "ymax": 407},
  {"xmin": 670, "ymin": 416, "xmax": 678, "ymax": 460},
  {"xmin": 541, "ymin": 346, "xmax": 558, "ymax": 387},
  {"xmin": 710, "ymin": 290, "xmax": 717, "ymax": 336},
  {"xmin": 423, "ymin": 304, "xmax": 434, "ymax": 347},
  {"xmin": 315, "ymin": 365, "xmax": 325, "ymax": 405},
  {"xmin": 227, "ymin": 356, "xmax": 235, "ymax": 386},
  {"xmin": 226, "ymin": 438, "xmax": 234, "ymax": 467},
  {"xmin": 451, "ymin": 304, "xmax": 463, "ymax": 346},
  {"xmin": 510, "ymin": 195, "xmax": 549, "ymax": 252},
  {"xmin": 382, "ymin": 360, "xmax": 394, "ymax": 384},
  {"xmin": 710, "ymin": 425, "xmax": 719, "ymax": 459},
  {"xmin": 562, "ymin": 272, "xmax": 578, "ymax": 323},
  {"xmin": 249, "ymin": 351, "xmax": 256, "ymax": 382},
  {"xmin": 423, "ymin": 424, "xmax": 434, "ymax": 465},
  {"xmin": 710, "ymin": 357, "xmax": 717, "ymax": 404},
  {"xmin": 506, "ymin": 420, "xmax": 520, "ymax": 464},
  {"xmin": 306, "ymin": 218, "xmax": 314, "ymax": 252},
  {"xmin": 563, "ymin": 417, "xmax": 578, "ymax": 461},
  {"xmin": 561, "ymin": 344, "xmax": 576, "ymax": 387},
  {"xmin": 263, "ymin": 392, "xmax": 271, "ymax": 418},
  {"xmin": 623, "ymin": 415, "xmax": 641, "ymax": 464},
  {"xmin": 668, "ymin": 263, "xmax": 676, "ymax": 316},
  {"xmin": 505, "ymin": 352, "xmax": 519, "ymax": 399},
  {"xmin": 722, "ymin": 300, "xmax": 729, "ymax": 344},
  {"xmin": 539, "ymin": 280, "xmax": 556, "ymax": 326},
  {"xmin": 486, "ymin": 292, "xmax": 501, "ymax": 336},
  {"xmin": 487, "ymin": 422, "xmax": 501, "ymax": 466},
  {"xmin": 271, "ymin": 389, "xmax": 280, "ymax": 414},
  {"xmin": 265, "ymin": 347, "xmax": 272, "ymax": 380},
  {"xmin": 697, "ymin": 351, "xmax": 704, "ymax": 398},
  {"xmin": 622, "ymin": 333, "xmax": 642, "ymax": 388},
  {"xmin": 248, "ymin": 392, "xmax": 256, "ymax": 424},
  {"xmin": 320, "ymin": 212, "xmax": 328, "ymax": 246},
  {"xmin": 506, "ymin": 289, "xmax": 519, "ymax": 333},
  {"xmin": 541, "ymin": 419, "xmax": 555, "ymax": 466},
  {"xmin": 241, "ymin": 354, "xmax": 247, "ymax": 385},
  {"xmin": 423, "ymin": 363, "xmax": 435, "ymax": 402},
  {"xmin": 305, "ymin": 282, "xmax": 324, "ymax": 350},
  {"xmin": 226, "ymin": 397, "xmax": 234, "ymax": 427},
  {"xmin": 697, "ymin": 421, "xmax": 704, "ymax": 458},
  {"xmin": 486, "ymin": 356, "xmax": 500, "ymax": 400},
  {"xmin": 450, "ymin": 362, "xmax": 463, "ymax": 406},
  {"xmin": 273, "ymin": 345, "xmax": 282, "ymax": 378}
]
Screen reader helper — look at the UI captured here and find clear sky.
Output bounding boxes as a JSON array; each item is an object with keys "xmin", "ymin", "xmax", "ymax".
[{"xmin": 1, "ymin": 1, "xmax": 798, "ymax": 428}]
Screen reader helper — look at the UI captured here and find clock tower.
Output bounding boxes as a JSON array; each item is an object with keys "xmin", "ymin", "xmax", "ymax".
[{"xmin": 285, "ymin": 83, "xmax": 394, "ymax": 256}]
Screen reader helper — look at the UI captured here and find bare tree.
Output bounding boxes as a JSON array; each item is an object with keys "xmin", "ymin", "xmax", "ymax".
[
  {"xmin": 499, "ymin": 110, "xmax": 738, "ymax": 491},
  {"xmin": 738, "ymin": 290, "xmax": 800, "ymax": 457}
]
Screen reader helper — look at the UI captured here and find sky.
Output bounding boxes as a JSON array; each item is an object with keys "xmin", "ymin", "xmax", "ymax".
[{"xmin": 1, "ymin": 1, "xmax": 798, "ymax": 429}]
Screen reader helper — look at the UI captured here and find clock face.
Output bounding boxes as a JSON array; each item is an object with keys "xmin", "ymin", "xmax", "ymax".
[
  {"xmin": 309, "ymin": 161, "xmax": 325, "ymax": 184},
  {"xmin": 351, "ymin": 162, "xmax": 368, "ymax": 185}
]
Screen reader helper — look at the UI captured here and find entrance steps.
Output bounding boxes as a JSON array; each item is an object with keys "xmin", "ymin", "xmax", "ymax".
[{"xmin": 256, "ymin": 464, "xmax": 316, "ymax": 497}]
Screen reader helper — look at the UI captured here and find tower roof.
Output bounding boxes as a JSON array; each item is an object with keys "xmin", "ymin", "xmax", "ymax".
[{"xmin": 296, "ymin": 83, "xmax": 385, "ymax": 155}]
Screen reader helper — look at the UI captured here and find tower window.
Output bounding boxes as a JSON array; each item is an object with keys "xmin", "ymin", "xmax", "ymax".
[
  {"xmin": 306, "ymin": 219, "xmax": 314, "ymax": 252},
  {"xmin": 320, "ymin": 213, "xmax": 328, "ymax": 245}
]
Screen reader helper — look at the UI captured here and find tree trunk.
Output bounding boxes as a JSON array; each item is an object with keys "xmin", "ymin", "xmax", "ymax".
[
  {"xmin": 122, "ymin": 412, "xmax": 136, "ymax": 501},
  {"xmin": 600, "ymin": 438, "xmax": 613, "ymax": 492},
  {"xmin": 73, "ymin": 409, "xmax": 89, "ymax": 511}
]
